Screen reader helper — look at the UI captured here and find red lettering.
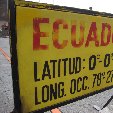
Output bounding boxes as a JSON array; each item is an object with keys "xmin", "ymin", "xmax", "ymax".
[
  {"xmin": 85, "ymin": 22, "xmax": 99, "ymax": 47},
  {"xmin": 101, "ymin": 23, "xmax": 111, "ymax": 46},
  {"xmin": 52, "ymin": 19, "xmax": 68, "ymax": 49},
  {"xmin": 33, "ymin": 18, "xmax": 113, "ymax": 50},
  {"xmin": 33, "ymin": 18, "xmax": 49, "ymax": 50},
  {"xmin": 71, "ymin": 21, "xmax": 84, "ymax": 48}
]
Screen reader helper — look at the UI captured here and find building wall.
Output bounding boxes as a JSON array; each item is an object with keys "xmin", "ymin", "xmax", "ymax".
[{"xmin": 0, "ymin": 0, "xmax": 8, "ymax": 20}]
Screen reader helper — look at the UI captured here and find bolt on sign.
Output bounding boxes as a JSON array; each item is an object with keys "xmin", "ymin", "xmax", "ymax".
[{"xmin": 9, "ymin": 0, "xmax": 113, "ymax": 113}]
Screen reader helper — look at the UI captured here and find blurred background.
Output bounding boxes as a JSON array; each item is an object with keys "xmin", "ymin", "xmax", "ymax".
[
  {"xmin": 0, "ymin": 0, "xmax": 8, "ymax": 21},
  {"xmin": 0, "ymin": 0, "xmax": 8, "ymax": 38}
]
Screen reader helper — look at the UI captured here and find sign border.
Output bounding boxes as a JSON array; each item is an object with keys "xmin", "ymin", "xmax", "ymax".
[
  {"xmin": 9, "ymin": 0, "xmax": 21, "ymax": 113},
  {"xmin": 9, "ymin": 1, "xmax": 113, "ymax": 113}
]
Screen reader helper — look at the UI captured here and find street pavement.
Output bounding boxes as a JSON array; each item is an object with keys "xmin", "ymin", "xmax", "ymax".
[
  {"xmin": 0, "ymin": 38, "xmax": 14, "ymax": 113},
  {"xmin": 1, "ymin": 38, "xmax": 113, "ymax": 113}
]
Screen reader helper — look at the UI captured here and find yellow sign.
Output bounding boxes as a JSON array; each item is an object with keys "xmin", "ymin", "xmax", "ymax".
[{"xmin": 16, "ymin": 4, "xmax": 113, "ymax": 113}]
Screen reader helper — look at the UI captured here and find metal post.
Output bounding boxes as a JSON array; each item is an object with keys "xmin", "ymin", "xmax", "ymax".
[{"xmin": 89, "ymin": 7, "xmax": 92, "ymax": 11}]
